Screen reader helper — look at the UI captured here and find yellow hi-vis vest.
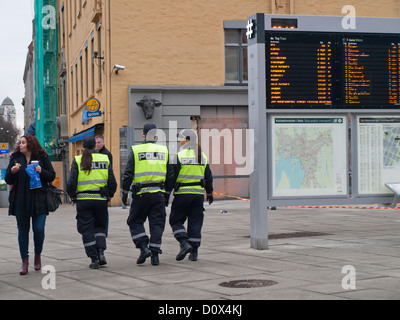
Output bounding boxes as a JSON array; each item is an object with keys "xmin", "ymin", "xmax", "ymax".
[
  {"xmin": 132, "ymin": 143, "xmax": 168, "ymax": 194},
  {"xmin": 75, "ymin": 153, "xmax": 109, "ymax": 200},
  {"xmin": 174, "ymin": 148, "xmax": 207, "ymax": 195}
]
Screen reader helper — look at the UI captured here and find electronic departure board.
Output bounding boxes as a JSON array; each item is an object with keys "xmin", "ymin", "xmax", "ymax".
[{"xmin": 265, "ymin": 32, "xmax": 400, "ymax": 108}]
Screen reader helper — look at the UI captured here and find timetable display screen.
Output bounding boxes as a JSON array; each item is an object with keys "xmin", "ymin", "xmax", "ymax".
[
  {"xmin": 267, "ymin": 33, "xmax": 335, "ymax": 107},
  {"xmin": 265, "ymin": 32, "xmax": 400, "ymax": 108}
]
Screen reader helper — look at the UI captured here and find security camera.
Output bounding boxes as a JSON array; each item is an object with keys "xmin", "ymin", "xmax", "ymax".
[{"xmin": 113, "ymin": 64, "xmax": 126, "ymax": 74}]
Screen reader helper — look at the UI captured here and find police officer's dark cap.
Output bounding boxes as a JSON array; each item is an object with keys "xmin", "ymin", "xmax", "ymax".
[
  {"xmin": 83, "ymin": 135, "xmax": 96, "ymax": 149},
  {"xmin": 143, "ymin": 123, "xmax": 157, "ymax": 135}
]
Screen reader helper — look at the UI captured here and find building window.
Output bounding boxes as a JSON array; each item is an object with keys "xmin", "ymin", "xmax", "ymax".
[
  {"xmin": 62, "ymin": 76, "xmax": 67, "ymax": 115},
  {"xmin": 224, "ymin": 28, "xmax": 248, "ymax": 84},
  {"xmin": 75, "ymin": 61, "xmax": 78, "ymax": 108},
  {"xmin": 68, "ymin": 1, "xmax": 72, "ymax": 34},
  {"xmin": 61, "ymin": 3, "xmax": 65, "ymax": 43},
  {"xmin": 91, "ymin": 32, "xmax": 95, "ymax": 94},
  {"xmin": 70, "ymin": 67, "xmax": 74, "ymax": 110},
  {"xmin": 97, "ymin": 23, "xmax": 102, "ymax": 87},
  {"xmin": 80, "ymin": 52, "xmax": 83, "ymax": 103},
  {"xmin": 85, "ymin": 43, "xmax": 88, "ymax": 98}
]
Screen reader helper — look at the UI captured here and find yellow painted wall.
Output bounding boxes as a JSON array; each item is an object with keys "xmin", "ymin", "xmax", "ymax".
[{"xmin": 293, "ymin": 0, "xmax": 400, "ymax": 17}]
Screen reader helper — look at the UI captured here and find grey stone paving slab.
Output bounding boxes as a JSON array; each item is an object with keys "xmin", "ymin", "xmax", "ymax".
[
  {"xmin": 334, "ymin": 288, "xmax": 400, "ymax": 300},
  {"xmin": 1, "ymin": 200, "xmax": 399, "ymax": 301}
]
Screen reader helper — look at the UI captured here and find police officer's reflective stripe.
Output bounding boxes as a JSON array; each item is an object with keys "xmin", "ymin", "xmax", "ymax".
[
  {"xmin": 76, "ymin": 193, "xmax": 107, "ymax": 200},
  {"xmin": 134, "ymin": 172, "xmax": 166, "ymax": 178},
  {"xmin": 132, "ymin": 232, "xmax": 146, "ymax": 240},
  {"xmin": 135, "ymin": 180, "xmax": 165, "ymax": 185},
  {"xmin": 173, "ymin": 229, "xmax": 186, "ymax": 235},
  {"xmin": 188, "ymin": 238, "xmax": 201, "ymax": 242},
  {"xmin": 177, "ymin": 174, "xmax": 203, "ymax": 179},
  {"xmin": 84, "ymin": 240, "xmax": 96, "ymax": 247},
  {"xmin": 176, "ymin": 188, "xmax": 204, "ymax": 194},
  {"xmin": 140, "ymin": 186, "xmax": 163, "ymax": 192},
  {"xmin": 77, "ymin": 179, "xmax": 107, "ymax": 186},
  {"xmin": 95, "ymin": 233, "xmax": 106, "ymax": 238},
  {"xmin": 149, "ymin": 243, "xmax": 161, "ymax": 248}
]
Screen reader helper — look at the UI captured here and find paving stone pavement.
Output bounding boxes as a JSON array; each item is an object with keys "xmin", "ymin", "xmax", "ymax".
[{"xmin": 0, "ymin": 200, "xmax": 400, "ymax": 302}]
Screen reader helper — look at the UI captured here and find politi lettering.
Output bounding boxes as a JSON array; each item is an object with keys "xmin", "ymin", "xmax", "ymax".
[{"xmin": 138, "ymin": 152, "xmax": 166, "ymax": 161}]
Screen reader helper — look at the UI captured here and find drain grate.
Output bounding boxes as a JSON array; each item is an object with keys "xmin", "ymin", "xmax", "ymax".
[{"xmin": 219, "ymin": 279, "xmax": 278, "ymax": 288}]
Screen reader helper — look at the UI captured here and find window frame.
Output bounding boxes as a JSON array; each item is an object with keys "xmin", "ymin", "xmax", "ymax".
[{"xmin": 224, "ymin": 21, "xmax": 248, "ymax": 86}]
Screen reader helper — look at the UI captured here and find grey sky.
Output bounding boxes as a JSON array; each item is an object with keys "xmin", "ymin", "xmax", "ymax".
[{"xmin": 0, "ymin": 1, "xmax": 35, "ymax": 130}]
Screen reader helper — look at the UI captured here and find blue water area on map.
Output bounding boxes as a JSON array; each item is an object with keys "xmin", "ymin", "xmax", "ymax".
[{"xmin": 276, "ymin": 154, "xmax": 305, "ymax": 189}]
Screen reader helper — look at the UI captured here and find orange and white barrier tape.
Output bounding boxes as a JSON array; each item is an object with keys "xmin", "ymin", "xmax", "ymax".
[
  {"xmin": 286, "ymin": 205, "xmax": 400, "ymax": 210},
  {"xmin": 213, "ymin": 192, "xmax": 400, "ymax": 209},
  {"xmin": 213, "ymin": 192, "xmax": 250, "ymax": 202}
]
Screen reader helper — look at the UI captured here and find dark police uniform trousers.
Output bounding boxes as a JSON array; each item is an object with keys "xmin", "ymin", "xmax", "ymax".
[
  {"xmin": 127, "ymin": 192, "xmax": 166, "ymax": 254},
  {"xmin": 76, "ymin": 200, "xmax": 108, "ymax": 258},
  {"xmin": 169, "ymin": 194, "xmax": 204, "ymax": 249}
]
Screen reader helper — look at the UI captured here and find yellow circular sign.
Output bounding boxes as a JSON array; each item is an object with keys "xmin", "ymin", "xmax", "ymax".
[{"xmin": 86, "ymin": 98, "xmax": 100, "ymax": 112}]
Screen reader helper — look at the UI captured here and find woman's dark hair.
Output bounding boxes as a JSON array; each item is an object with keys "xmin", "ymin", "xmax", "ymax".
[
  {"xmin": 81, "ymin": 148, "xmax": 93, "ymax": 174},
  {"xmin": 81, "ymin": 136, "xmax": 96, "ymax": 174},
  {"xmin": 13, "ymin": 134, "xmax": 48, "ymax": 158}
]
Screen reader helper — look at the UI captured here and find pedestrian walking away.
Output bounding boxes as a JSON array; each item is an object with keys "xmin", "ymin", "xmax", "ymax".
[
  {"xmin": 167, "ymin": 129, "xmax": 213, "ymax": 262},
  {"xmin": 95, "ymin": 135, "xmax": 113, "ymax": 237},
  {"xmin": 95, "ymin": 135, "xmax": 113, "ymax": 168},
  {"xmin": 5, "ymin": 135, "xmax": 56, "ymax": 275},
  {"xmin": 122, "ymin": 123, "xmax": 174, "ymax": 266},
  {"xmin": 67, "ymin": 135, "xmax": 117, "ymax": 269}
]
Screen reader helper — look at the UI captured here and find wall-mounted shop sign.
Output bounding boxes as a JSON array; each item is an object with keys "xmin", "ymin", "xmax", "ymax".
[{"xmin": 83, "ymin": 98, "xmax": 102, "ymax": 123}]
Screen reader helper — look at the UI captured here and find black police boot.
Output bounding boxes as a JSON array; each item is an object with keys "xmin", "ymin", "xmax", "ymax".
[
  {"xmin": 137, "ymin": 244, "xmax": 152, "ymax": 264},
  {"xmin": 151, "ymin": 252, "xmax": 159, "ymax": 266},
  {"xmin": 98, "ymin": 249, "xmax": 107, "ymax": 266},
  {"xmin": 89, "ymin": 257, "xmax": 100, "ymax": 269},
  {"xmin": 189, "ymin": 247, "xmax": 198, "ymax": 261},
  {"xmin": 176, "ymin": 239, "xmax": 193, "ymax": 261}
]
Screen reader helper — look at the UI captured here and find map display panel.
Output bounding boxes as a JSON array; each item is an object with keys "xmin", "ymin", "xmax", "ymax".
[
  {"xmin": 357, "ymin": 116, "xmax": 400, "ymax": 194},
  {"xmin": 271, "ymin": 116, "xmax": 348, "ymax": 197}
]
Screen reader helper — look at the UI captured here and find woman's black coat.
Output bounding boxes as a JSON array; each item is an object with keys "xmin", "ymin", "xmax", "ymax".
[{"xmin": 5, "ymin": 151, "xmax": 56, "ymax": 217}]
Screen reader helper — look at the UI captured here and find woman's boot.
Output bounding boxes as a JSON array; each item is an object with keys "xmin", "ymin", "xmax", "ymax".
[
  {"xmin": 34, "ymin": 254, "xmax": 41, "ymax": 271},
  {"xmin": 20, "ymin": 258, "xmax": 29, "ymax": 275}
]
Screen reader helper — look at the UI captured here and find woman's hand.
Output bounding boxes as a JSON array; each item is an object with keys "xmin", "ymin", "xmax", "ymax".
[
  {"xmin": 11, "ymin": 163, "xmax": 21, "ymax": 174},
  {"xmin": 35, "ymin": 165, "xmax": 42, "ymax": 174}
]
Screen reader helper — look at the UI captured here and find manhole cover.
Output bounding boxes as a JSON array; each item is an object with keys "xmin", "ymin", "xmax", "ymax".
[{"xmin": 219, "ymin": 279, "xmax": 278, "ymax": 288}]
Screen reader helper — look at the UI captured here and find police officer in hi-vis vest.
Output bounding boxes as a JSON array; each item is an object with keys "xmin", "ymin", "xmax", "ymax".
[
  {"xmin": 167, "ymin": 129, "xmax": 213, "ymax": 262},
  {"xmin": 122, "ymin": 124, "xmax": 174, "ymax": 266},
  {"xmin": 67, "ymin": 136, "xmax": 117, "ymax": 269}
]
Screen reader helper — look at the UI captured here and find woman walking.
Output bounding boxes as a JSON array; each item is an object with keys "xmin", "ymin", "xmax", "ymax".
[
  {"xmin": 5, "ymin": 135, "xmax": 56, "ymax": 275},
  {"xmin": 168, "ymin": 129, "xmax": 213, "ymax": 262},
  {"xmin": 67, "ymin": 136, "xmax": 117, "ymax": 269}
]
